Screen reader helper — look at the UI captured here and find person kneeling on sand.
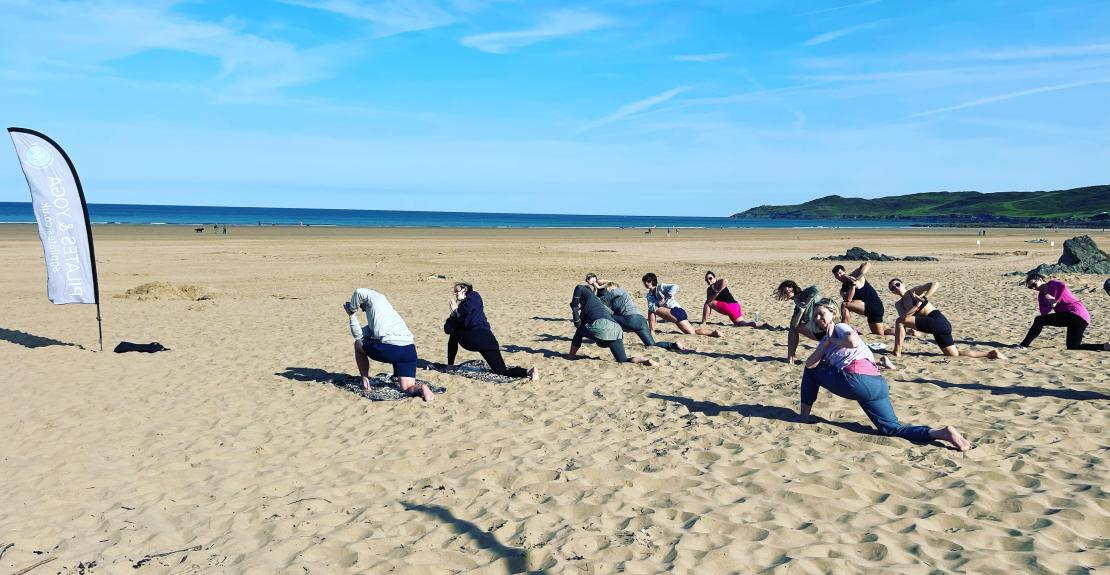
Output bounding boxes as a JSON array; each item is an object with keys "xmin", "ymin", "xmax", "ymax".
[
  {"xmin": 568, "ymin": 284, "xmax": 655, "ymax": 365},
  {"xmin": 582, "ymin": 276, "xmax": 682, "ymax": 352},
  {"xmin": 642, "ymin": 273, "xmax": 721, "ymax": 338},
  {"xmin": 889, "ymin": 279, "xmax": 1004, "ymax": 360},
  {"xmin": 444, "ymin": 282, "xmax": 538, "ymax": 380},
  {"xmin": 345, "ymin": 288, "xmax": 434, "ymax": 401},
  {"xmin": 793, "ymin": 299, "xmax": 971, "ymax": 451},
  {"xmin": 701, "ymin": 270, "xmax": 767, "ymax": 328}
]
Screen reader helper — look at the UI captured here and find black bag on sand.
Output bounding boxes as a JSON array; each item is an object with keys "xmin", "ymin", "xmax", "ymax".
[{"xmin": 113, "ymin": 341, "xmax": 170, "ymax": 353}]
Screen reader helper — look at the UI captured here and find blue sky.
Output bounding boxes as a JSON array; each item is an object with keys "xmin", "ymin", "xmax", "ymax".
[{"xmin": 1, "ymin": 0, "xmax": 1108, "ymax": 216}]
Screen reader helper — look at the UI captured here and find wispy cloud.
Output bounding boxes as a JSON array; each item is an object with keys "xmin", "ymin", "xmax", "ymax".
[
  {"xmin": 461, "ymin": 9, "xmax": 611, "ymax": 54},
  {"xmin": 276, "ymin": 0, "xmax": 457, "ymax": 37},
  {"xmin": 580, "ymin": 86, "xmax": 693, "ymax": 131},
  {"xmin": 801, "ymin": 0, "xmax": 882, "ymax": 17},
  {"xmin": 0, "ymin": 1, "xmax": 358, "ymax": 98},
  {"xmin": 907, "ymin": 79, "xmax": 1110, "ymax": 118},
  {"xmin": 803, "ymin": 20, "xmax": 886, "ymax": 46},
  {"xmin": 970, "ymin": 42, "xmax": 1110, "ymax": 61},
  {"xmin": 672, "ymin": 52, "xmax": 732, "ymax": 62}
]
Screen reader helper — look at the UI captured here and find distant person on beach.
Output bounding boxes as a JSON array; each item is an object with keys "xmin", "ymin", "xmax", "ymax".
[
  {"xmin": 774, "ymin": 280, "xmax": 823, "ymax": 365},
  {"xmin": 345, "ymin": 288, "xmax": 434, "ymax": 401},
  {"xmin": 793, "ymin": 299, "xmax": 972, "ymax": 451},
  {"xmin": 833, "ymin": 263, "xmax": 894, "ymax": 336},
  {"xmin": 568, "ymin": 284, "xmax": 656, "ymax": 365},
  {"xmin": 888, "ymin": 279, "xmax": 1004, "ymax": 360},
  {"xmin": 701, "ymin": 271, "xmax": 766, "ymax": 328},
  {"xmin": 582, "ymin": 275, "xmax": 682, "ymax": 351},
  {"xmin": 1015, "ymin": 274, "xmax": 1108, "ymax": 351},
  {"xmin": 642, "ymin": 273, "xmax": 722, "ymax": 338},
  {"xmin": 444, "ymin": 283, "xmax": 537, "ymax": 380}
]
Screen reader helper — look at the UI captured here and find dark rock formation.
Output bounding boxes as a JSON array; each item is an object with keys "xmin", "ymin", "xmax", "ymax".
[
  {"xmin": 1028, "ymin": 235, "xmax": 1110, "ymax": 275},
  {"xmin": 813, "ymin": 247, "xmax": 938, "ymax": 262}
]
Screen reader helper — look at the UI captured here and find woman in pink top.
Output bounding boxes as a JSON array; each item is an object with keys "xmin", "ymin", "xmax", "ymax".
[
  {"xmin": 1018, "ymin": 274, "xmax": 1108, "ymax": 351},
  {"xmin": 795, "ymin": 299, "xmax": 972, "ymax": 451}
]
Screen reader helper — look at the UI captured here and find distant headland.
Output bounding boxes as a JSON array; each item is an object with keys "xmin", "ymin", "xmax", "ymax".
[{"xmin": 732, "ymin": 185, "xmax": 1110, "ymax": 227}]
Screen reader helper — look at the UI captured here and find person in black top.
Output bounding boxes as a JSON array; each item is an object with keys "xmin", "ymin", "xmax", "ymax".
[
  {"xmin": 833, "ymin": 263, "xmax": 895, "ymax": 337},
  {"xmin": 700, "ymin": 270, "xmax": 767, "ymax": 328},
  {"xmin": 444, "ymin": 283, "xmax": 537, "ymax": 380}
]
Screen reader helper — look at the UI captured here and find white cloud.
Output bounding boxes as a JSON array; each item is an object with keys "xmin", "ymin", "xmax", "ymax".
[
  {"xmin": 800, "ymin": 0, "xmax": 882, "ymax": 17},
  {"xmin": 580, "ymin": 86, "xmax": 693, "ymax": 131},
  {"xmin": 0, "ymin": 1, "xmax": 358, "ymax": 98},
  {"xmin": 802, "ymin": 20, "xmax": 886, "ymax": 47},
  {"xmin": 460, "ymin": 9, "xmax": 611, "ymax": 54},
  {"xmin": 907, "ymin": 79, "xmax": 1110, "ymax": 118},
  {"xmin": 672, "ymin": 52, "xmax": 732, "ymax": 63},
  {"xmin": 275, "ymin": 0, "xmax": 457, "ymax": 36},
  {"xmin": 970, "ymin": 42, "xmax": 1110, "ymax": 62}
]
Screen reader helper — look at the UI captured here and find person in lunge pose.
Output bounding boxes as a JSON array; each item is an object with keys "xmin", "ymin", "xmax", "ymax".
[
  {"xmin": 345, "ymin": 288, "xmax": 434, "ymax": 401},
  {"xmin": 592, "ymin": 280, "xmax": 683, "ymax": 351},
  {"xmin": 794, "ymin": 299, "xmax": 972, "ymax": 451},
  {"xmin": 1016, "ymin": 274, "xmax": 1108, "ymax": 351},
  {"xmin": 833, "ymin": 263, "xmax": 894, "ymax": 336},
  {"xmin": 700, "ymin": 270, "xmax": 766, "ymax": 328},
  {"xmin": 568, "ymin": 284, "xmax": 656, "ymax": 365},
  {"xmin": 774, "ymin": 280, "xmax": 822, "ymax": 365},
  {"xmin": 444, "ymin": 282, "xmax": 537, "ymax": 380},
  {"xmin": 888, "ymin": 279, "xmax": 1005, "ymax": 360},
  {"xmin": 641, "ymin": 273, "xmax": 721, "ymax": 338}
]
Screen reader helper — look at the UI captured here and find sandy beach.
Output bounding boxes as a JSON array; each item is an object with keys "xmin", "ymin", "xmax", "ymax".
[{"xmin": 1, "ymin": 224, "xmax": 1107, "ymax": 574}]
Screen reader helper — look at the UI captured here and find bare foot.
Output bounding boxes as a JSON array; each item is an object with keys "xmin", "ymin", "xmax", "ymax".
[
  {"xmin": 361, "ymin": 378, "xmax": 371, "ymax": 391},
  {"xmin": 878, "ymin": 356, "xmax": 896, "ymax": 369},
  {"xmin": 671, "ymin": 341, "xmax": 684, "ymax": 351},
  {"xmin": 419, "ymin": 383, "xmax": 435, "ymax": 402},
  {"xmin": 987, "ymin": 349, "xmax": 1006, "ymax": 360},
  {"xmin": 529, "ymin": 368, "xmax": 540, "ymax": 381},
  {"xmin": 934, "ymin": 425, "xmax": 972, "ymax": 451},
  {"xmin": 642, "ymin": 359, "xmax": 656, "ymax": 367},
  {"xmin": 710, "ymin": 330, "xmax": 722, "ymax": 338}
]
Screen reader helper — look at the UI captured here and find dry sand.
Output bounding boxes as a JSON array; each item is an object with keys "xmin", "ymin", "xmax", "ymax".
[{"xmin": 1, "ymin": 225, "xmax": 1107, "ymax": 574}]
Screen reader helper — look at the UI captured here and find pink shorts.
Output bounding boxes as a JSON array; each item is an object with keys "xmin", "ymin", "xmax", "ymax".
[{"xmin": 711, "ymin": 300, "xmax": 743, "ymax": 322}]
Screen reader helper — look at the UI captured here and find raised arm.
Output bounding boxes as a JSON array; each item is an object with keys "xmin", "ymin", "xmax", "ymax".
[
  {"xmin": 911, "ymin": 281, "xmax": 939, "ymax": 299},
  {"xmin": 850, "ymin": 262, "xmax": 871, "ymax": 280}
]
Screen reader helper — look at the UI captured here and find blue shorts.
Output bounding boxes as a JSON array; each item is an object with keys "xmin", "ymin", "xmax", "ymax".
[
  {"xmin": 670, "ymin": 307, "xmax": 689, "ymax": 322},
  {"xmin": 361, "ymin": 339, "xmax": 418, "ymax": 378}
]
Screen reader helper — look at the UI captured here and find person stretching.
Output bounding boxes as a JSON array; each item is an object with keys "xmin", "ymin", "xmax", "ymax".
[
  {"xmin": 595, "ymin": 280, "xmax": 683, "ymax": 351},
  {"xmin": 795, "ymin": 298, "xmax": 972, "ymax": 451},
  {"xmin": 1017, "ymin": 274, "xmax": 1108, "ymax": 351},
  {"xmin": 641, "ymin": 273, "xmax": 721, "ymax": 338},
  {"xmin": 345, "ymin": 288, "xmax": 434, "ymax": 401},
  {"xmin": 700, "ymin": 270, "xmax": 766, "ymax": 328},
  {"xmin": 444, "ymin": 282, "xmax": 538, "ymax": 380},
  {"xmin": 833, "ymin": 263, "xmax": 894, "ymax": 336},
  {"xmin": 774, "ymin": 280, "xmax": 823, "ymax": 365},
  {"xmin": 568, "ymin": 284, "xmax": 656, "ymax": 365},
  {"xmin": 888, "ymin": 279, "xmax": 1004, "ymax": 360}
]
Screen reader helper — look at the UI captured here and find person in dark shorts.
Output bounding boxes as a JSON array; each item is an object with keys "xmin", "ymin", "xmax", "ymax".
[
  {"xmin": 568, "ymin": 284, "xmax": 656, "ymax": 365},
  {"xmin": 641, "ymin": 273, "xmax": 721, "ymax": 338},
  {"xmin": 346, "ymin": 288, "xmax": 434, "ymax": 401},
  {"xmin": 444, "ymin": 283, "xmax": 538, "ymax": 380},
  {"xmin": 833, "ymin": 262, "xmax": 894, "ymax": 336},
  {"xmin": 888, "ymin": 279, "xmax": 1004, "ymax": 360}
]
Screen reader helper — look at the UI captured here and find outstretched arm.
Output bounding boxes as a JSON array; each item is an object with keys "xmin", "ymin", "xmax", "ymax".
[
  {"xmin": 911, "ymin": 281, "xmax": 939, "ymax": 299},
  {"xmin": 803, "ymin": 338, "xmax": 828, "ymax": 369},
  {"xmin": 850, "ymin": 261, "xmax": 871, "ymax": 280}
]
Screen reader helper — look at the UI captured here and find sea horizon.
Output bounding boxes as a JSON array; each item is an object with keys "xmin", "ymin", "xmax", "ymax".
[{"xmin": 0, "ymin": 201, "xmax": 921, "ymax": 229}]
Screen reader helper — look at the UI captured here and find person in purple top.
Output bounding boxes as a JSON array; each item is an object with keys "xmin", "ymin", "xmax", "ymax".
[
  {"xmin": 1017, "ymin": 274, "xmax": 1108, "ymax": 351},
  {"xmin": 443, "ymin": 283, "xmax": 538, "ymax": 379}
]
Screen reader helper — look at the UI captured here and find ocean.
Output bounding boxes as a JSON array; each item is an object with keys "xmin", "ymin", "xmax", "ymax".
[{"xmin": 0, "ymin": 202, "xmax": 917, "ymax": 229}]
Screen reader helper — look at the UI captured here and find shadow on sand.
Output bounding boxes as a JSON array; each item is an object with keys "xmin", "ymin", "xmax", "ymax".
[
  {"xmin": 402, "ymin": 502, "xmax": 547, "ymax": 575},
  {"xmin": 898, "ymin": 377, "xmax": 1110, "ymax": 401},
  {"xmin": 0, "ymin": 327, "xmax": 81, "ymax": 349}
]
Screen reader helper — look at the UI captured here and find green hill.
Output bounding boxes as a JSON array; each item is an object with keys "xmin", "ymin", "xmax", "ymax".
[{"xmin": 732, "ymin": 185, "xmax": 1110, "ymax": 222}]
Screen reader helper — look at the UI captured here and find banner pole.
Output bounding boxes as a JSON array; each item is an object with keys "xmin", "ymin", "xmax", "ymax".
[{"xmin": 96, "ymin": 302, "xmax": 103, "ymax": 352}]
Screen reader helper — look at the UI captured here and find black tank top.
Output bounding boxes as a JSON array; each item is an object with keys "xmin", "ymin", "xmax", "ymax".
[
  {"xmin": 709, "ymin": 285, "xmax": 737, "ymax": 304},
  {"xmin": 842, "ymin": 281, "xmax": 882, "ymax": 307}
]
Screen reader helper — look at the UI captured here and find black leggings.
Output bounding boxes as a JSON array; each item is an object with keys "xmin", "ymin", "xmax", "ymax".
[
  {"xmin": 1020, "ymin": 312, "xmax": 1104, "ymax": 351},
  {"xmin": 611, "ymin": 314, "xmax": 678, "ymax": 350},
  {"xmin": 447, "ymin": 329, "xmax": 531, "ymax": 377}
]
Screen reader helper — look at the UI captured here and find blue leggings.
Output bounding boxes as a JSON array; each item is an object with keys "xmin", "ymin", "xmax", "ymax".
[{"xmin": 801, "ymin": 364, "xmax": 932, "ymax": 442}]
